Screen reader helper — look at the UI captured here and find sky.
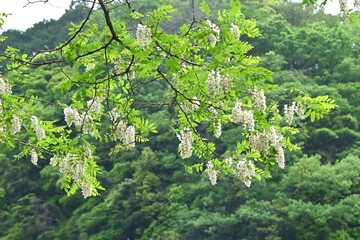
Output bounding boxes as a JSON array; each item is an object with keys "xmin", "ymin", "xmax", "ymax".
[
  {"xmin": 0, "ymin": 0, "xmax": 72, "ymax": 31},
  {"xmin": 0, "ymin": 0, "xmax": 342, "ymax": 32}
]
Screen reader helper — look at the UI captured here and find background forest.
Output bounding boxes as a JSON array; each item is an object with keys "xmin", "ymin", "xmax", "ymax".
[{"xmin": 1, "ymin": 0, "xmax": 360, "ymax": 239}]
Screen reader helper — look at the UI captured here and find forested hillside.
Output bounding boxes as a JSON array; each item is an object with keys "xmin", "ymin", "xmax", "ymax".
[{"xmin": 0, "ymin": 0, "xmax": 360, "ymax": 239}]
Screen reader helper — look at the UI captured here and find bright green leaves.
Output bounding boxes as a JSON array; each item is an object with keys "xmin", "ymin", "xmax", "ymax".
[
  {"xmin": 303, "ymin": 95, "xmax": 337, "ymax": 122},
  {"xmin": 200, "ymin": 1, "xmax": 211, "ymax": 16}
]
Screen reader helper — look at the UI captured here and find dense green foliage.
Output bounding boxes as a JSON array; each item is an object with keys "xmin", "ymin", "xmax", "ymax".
[{"xmin": 0, "ymin": 0, "xmax": 359, "ymax": 239}]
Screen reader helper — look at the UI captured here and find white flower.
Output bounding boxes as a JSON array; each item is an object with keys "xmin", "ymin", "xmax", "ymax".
[
  {"xmin": 251, "ymin": 88, "xmax": 267, "ymax": 112},
  {"xmin": 87, "ymin": 97, "xmax": 102, "ymax": 115},
  {"xmin": 177, "ymin": 128, "xmax": 194, "ymax": 159},
  {"xmin": 249, "ymin": 131, "xmax": 269, "ymax": 154},
  {"xmin": 113, "ymin": 120, "xmax": 127, "ymax": 141},
  {"xmin": 124, "ymin": 125, "xmax": 135, "ymax": 149},
  {"xmin": 109, "ymin": 108, "xmax": 120, "ymax": 123},
  {"xmin": 276, "ymin": 146, "xmax": 285, "ymax": 169},
  {"xmin": 80, "ymin": 182, "xmax": 93, "ymax": 198},
  {"xmin": 11, "ymin": 114, "xmax": 21, "ymax": 134},
  {"xmin": 207, "ymin": 161, "xmax": 218, "ymax": 185},
  {"xmin": 31, "ymin": 149, "xmax": 38, "ymax": 165},
  {"xmin": 49, "ymin": 156, "xmax": 58, "ymax": 166},
  {"xmin": 225, "ymin": 157, "xmax": 233, "ymax": 167},
  {"xmin": 30, "ymin": 115, "xmax": 46, "ymax": 140},
  {"xmin": 232, "ymin": 102, "xmax": 255, "ymax": 131},
  {"xmin": 64, "ymin": 106, "xmax": 81, "ymax": 127},
  {"xmin": 136, "ymin": 24, "xmax": 152, "ymax": 49},
  {"xmin": 234, "ymin": 159, "xmax": 256, "ymax": 187},
  {"xmin": 284, "ymin": 102, "xmax": 296, "ymax": 125},
  {"xmin": 0, "ymin": 78, "xmax": 12, "ymax": 95},
  {"xmin": 294, "ymin": 101, "xmax": 305, "ymax": 119},
  {"xmin": 85, "ymin": 60, "xmax": 96, "ymax": 71},
  {"xmin": 206, "ymin": 71, "xmax": 232, "ymax": 97},
  {"xmin": 214, "ymin": 119, "xmax": 222, "ymax": 138},
  {"xmin": 230, "ymin": 23, "xmax": 240, "ymax": 39},
  {"xmin": 205, "ymin": 20, "xmax": 220, "ymax": 46}
]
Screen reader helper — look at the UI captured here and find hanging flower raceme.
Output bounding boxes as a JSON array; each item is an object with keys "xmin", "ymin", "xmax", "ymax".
[
  {"xmin": 251, "ymin": 88, "xmax": 267, "ymax": 112},
  {"xmin": 11, "ymin": 114, "xmax": 21, "ymax": 134},
  {"xmin": 177, "ymin": 128, "xmax": 194, "ymax": 159},
  {"xmin": 64, "ymin": 107, "xmax": 81, "ymax": 128},
  {"xmin": 0, "ymin": 78, "xmax": 12, "ymax": 95},
  {"xmin": 136, "ymin": 24, "xmax": 152, "ymax": 49},
  {"xmin": 30, "ymin": 149, "xmax": 38, "ymax": 165},
  {"xmin": 206, "ymin": 161, "xmax": 218, "ymax": 185},
  {"xmin": 232, "ymin": 102, "xmax": 255, "ymax": 131},
  {"xmin": 230, "ymin": 23, "xmax": 240, "ymax": 39},
  {"xmin": 234, "ymin": 159, "xmax": 256, "ymax": 187},
  {"xmin": 30, "ymin": 116, "xmax": 46, "ymax": 140},
  {"xmin": 87, "ymin": 97, "xmax": 102, "ymax": 115},
  {"xmin": 205, "ymin": 20, "xmax": 220, "ymax": 46}
]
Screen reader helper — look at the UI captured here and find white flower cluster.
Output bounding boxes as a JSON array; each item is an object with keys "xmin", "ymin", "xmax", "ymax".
[
  {"xmin": 11, "ymin": 114, "xmax": 21, "ymax": 134},
  {"xmin": 230, "ymin": 23, "xmax": 240, "ymax": 39},
  {"xmin": 177, "ymin": 128, "xmax": 193, "ymax": 159},
  {"xmin": 136, "ymin": 24, "xmax": 152, "ymax": 49},
  {"xmin": 30, "ymin": 149, "xmax": 38, "ymax": 165},
  {"xmin": 57, "ymin": 153, "xmax": 93, "ymax": 198},
  {"xmin": 0, "ymin": 78, "xmax": 12, "ymax": 95},
  {"xmin": 268, "ymin": 127, "xmax": 285, "ymax": 169},
  {"xmin": 251, "ymin": 88, "xmax": 267, "ymax": 112},
  {"xmin": 205, "ymin": 20, "xmax": 220, "ymax": 46},
  {"xmin": 206, "ymin": 70, "xmax": 232, "ymax": 97},
  {"xmin": 232, "ymin": 102, "xmax": 255, "ymax": 131},
  {"xmin": 207, "ymin": 161, "xmax": 218, "ymax": 185},
  {"xmin": 225, "ymin": 157, "xmax": 233, "ymax": 167},
  {"xmin": 234, "ymin": 159, "xmax": 256, "ymax": 187},
  {"xmin": 30, "ymin": 116, "xmax": 46, "ymax": 140},
  {"xmin": 284, "ymin": 101, "xmax": 305, "ymax": 125},
  {"xmin": 249, "ymin": 131, "xmax": 269, "ymax": 154},
  {"xmin": 214, "ymin": 119, "xmax": 222, "ymax": 138},
  {"xmin": 248, "ymin": 127, "xmax": 285, "ymax": 169},
  {"xmin": 87, "ymin": 97, "xmax": 102, "ymax": 115},
  {"xmin": 111, "ymin": 111, "xmax": 135, "ymax": 149},
  {"xmin": 63, "ymin": 107, "xmax": 94, "ymax": 134}
]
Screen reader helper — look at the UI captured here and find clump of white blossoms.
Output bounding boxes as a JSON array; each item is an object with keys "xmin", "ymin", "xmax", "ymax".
[
  {"xmin": 284, "ymin": 101, "xmax": 305, "ymax": 125},
  {"xmin": 294, "ymin": 101, "xmax": 305, "ymax": 119},
  {"xmin": 225, "ymin": 157, "xmax": 233, "ymax": 167},
  {"xmin": 177, "ymin": 128, "xmax": 194, "ymax": 159},
  {"xmin": 30, "ymin": 149, "xmax": 38, "ymax": 165},
  {"xmin": 0, "ymin": 78, "xmax": 12, "ymax": 95},
  {"xmin": 251, "ymin": 88, "xmax": 267, "ymax": 112},
  {"xmin": 87, "ymin": 97, "xmax": 102, "ymax": 115},
  {"xmin": 57, "ymin": 152, "xmax": 93, "ymax": 198},
  {"xmin": 64, "ymin": 106, "xmax": 81, "ymax": 127},
  {"xmin": 136, "ymin": 24, "xmax": 152, "ymax": 49},
  {"xmin": 214, "ymin": 119, "xmax": 222, "ymax": 138},
  {"xmin": 30, "ymin": 116, "xmax": 46, "ymax": 140},
  {"xmin": 205, "ymin": 20, "xmax": 220, "ymax": 46},
  {"xmin": 249, "ymin": 131, "xmax": 269, "ymax": 154},
  {"xmin": 207, "ymin": 161, "xmax": 218, "ymax": 185},
  {"xmin": 230, "ymin": 23, "xmax": 240, "ymax": 39},
  {"xmin": 124, "ymin": 125, "xmax": 135, "ymax": 149},
  {"xmin": 112, "ymin": 115, "xmax": 136, "ymax": 149},
  {"xmin": 232, "ymin": 102, "xmax": 255, "ymax": 131},
  {"xmin": 11, "ymin": 114, "xmax": 21, "ymax": 134},
  {"xmin": 284, "ymin": 102, "xmax": 296, "ymax": 125},
  {"xmin": 206, "ymin": 70, "xmax": 232, "ymax": 97},
  {"xmin": 234, "ymin": 159, "xmax": 256, "ymax": 187},
  {"xmin": 268, "ymin": 126, "xmax": 286, "ymax": 169}
]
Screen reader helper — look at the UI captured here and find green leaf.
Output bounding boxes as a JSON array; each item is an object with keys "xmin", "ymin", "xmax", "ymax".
[{"xmin": 200, "ymin": 1, "xmax": 211, "ymax": 16}]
